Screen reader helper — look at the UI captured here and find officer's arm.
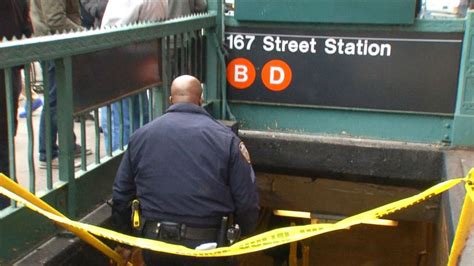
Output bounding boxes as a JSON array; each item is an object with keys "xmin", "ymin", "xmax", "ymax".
[
  {"xmin": 112, "ymin": 147, "xmax": 136, "ymax": 234},
  {"xmin": 228, "ymin": 138, "xmax": 260, "ymax": 236}
]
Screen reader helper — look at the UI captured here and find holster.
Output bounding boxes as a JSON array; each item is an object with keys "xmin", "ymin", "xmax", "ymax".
[
  {"xmin": 217, "ymin": 216, "xmax": 228, "ymax": 247},
  {"xmin": 130, "ymin": 199, "xmax": 145, "ymax": 236},
  {"xmin": 217, "ymin": 216, "xmax": 241, "ymax": 247},
  {"xmin": 132, "ymin": 216, "xmax": 146, "ymax": 236}
]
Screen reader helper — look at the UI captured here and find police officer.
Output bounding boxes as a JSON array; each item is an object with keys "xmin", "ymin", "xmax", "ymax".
[{"xmin": 112, "ymin": 75, "xmax": 260, "ymax": 265}]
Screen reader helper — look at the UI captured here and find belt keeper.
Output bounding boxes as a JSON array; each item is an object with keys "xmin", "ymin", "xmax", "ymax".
[
  {"xmin": 154, "ymin": 222, "xmax": 161, "ymax": 235},
  {"xmin": 180, "ymin": 224, "xmax": 187, "ymax": 238}
]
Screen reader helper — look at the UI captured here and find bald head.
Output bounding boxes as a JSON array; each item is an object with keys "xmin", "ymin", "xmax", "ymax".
[{"xmin": 170, "ymin": 75, "xmax": 203, "ymax": 106}]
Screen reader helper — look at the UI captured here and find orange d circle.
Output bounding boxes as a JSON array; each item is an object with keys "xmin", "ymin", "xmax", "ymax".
[
  {"xmin": 227, "ymin": 58, "xmax": 256, "ymax": 90},
  {"xmin": 261, "ymin": 59, "xmax": 292, "ymax": 92}
]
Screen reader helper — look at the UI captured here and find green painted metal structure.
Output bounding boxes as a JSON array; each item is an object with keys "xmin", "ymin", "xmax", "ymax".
[
  {"xmin": 235, "ymin": 0, "xmax": 417, "ymax": 25},
  {"xmin": 453, "ymin": 13, "xmax": 474, "ymax": 146},
  {"xmin": 230, "ymin": 103, "xmax": 454, "ymax": 144},
  {"xmin": 1, "ymin": 0, "xmax": 474, "ymax": 263},
  {"xmin": 225, "ymin": 13, "xmax": 474, "ymax": 146}
]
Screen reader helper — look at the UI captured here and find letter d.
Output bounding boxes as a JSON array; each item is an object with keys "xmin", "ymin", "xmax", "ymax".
[
  {"xmin": 269, "ymin": 67, "xmax": 285, "ymax": 85},
  {"xmin": 261, "ymin": 59, "xmax": 292, "ymax": 91}
]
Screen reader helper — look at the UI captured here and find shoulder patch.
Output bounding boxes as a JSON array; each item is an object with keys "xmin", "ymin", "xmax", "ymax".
[{"xmin": 239, "ymin": 142, "xmax": 251, "ymax": 164}]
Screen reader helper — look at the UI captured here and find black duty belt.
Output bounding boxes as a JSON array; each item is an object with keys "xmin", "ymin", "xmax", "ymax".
[{"xmin": 143, "ymin": 221, "xmax": 218, "ymax": 241}]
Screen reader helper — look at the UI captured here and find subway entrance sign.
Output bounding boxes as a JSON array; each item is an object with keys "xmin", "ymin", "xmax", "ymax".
[{"xmin": 225, "ymin": 27, "xmax": 463, "ymax": 114}]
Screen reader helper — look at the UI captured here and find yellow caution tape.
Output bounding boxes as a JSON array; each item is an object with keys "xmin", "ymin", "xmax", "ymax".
[
  {"xmin": 1, "ymin": 173, "xmax": 469, "ymax": 258},
  {"xmin": 273, "ymin": 209, "xmax": 398, "ymax": 227},
  {"xmin": 0, "ymin": 174, "xmax": 129, "ymax": 265},
  {"xmin": 465, "ymin": 169, "xmax": 474, "ymax": 202},
  {"xmin": 448, "ymin": 169, "xmax": 474, "ymax": 266}
]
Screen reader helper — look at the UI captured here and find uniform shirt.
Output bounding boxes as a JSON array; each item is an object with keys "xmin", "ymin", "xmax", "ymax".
[{"xmin": 113, "ymin": 103, "xmax": 259, "ymax": 234}]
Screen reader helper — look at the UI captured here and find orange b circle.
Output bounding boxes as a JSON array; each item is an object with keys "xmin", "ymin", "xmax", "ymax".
[
  {"xmin": 261, "ymin": 59, "xmax": 292, "ymax": 92},
  {"xmin": 227, "ymin": 58, "xmax": 256, "ymax": 90}
]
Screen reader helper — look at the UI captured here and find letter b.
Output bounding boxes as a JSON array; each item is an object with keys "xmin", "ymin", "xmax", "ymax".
[
  {"xmin": 227, "ymin": 58, "xmax": 256, "ymax": 90},
  {"xmin": 235, "ymin": 65, "xmax": 249, "ymax": 82}
]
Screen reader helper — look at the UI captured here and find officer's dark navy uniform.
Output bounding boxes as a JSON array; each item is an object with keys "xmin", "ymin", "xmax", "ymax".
[{"xmin": 112, "ymin": 102, "xmax": 259, "ymax": 265}]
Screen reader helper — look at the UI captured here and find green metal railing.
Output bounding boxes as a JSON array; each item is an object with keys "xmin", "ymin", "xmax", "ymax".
[{"xmin": 0, "ymin": 7, "xmax": 223, "ymax": 262}]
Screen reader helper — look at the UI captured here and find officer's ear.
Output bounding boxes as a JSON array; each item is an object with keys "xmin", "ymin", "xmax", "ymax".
[
  {"xmin": 197, "ymin": 90, "xmax": 204, "ymax": 106},
  {"xmin": 169, "ymin": 96, "xmax": 173, "ymax": 104}
]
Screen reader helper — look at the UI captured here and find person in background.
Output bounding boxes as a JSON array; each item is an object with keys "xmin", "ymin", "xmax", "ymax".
[
  {"xmin": 99, "ymin": 0, "xmax": 207, "ymax": 153},
  {"xmin": 30, "ymin": 0, "xmax": 91, "ymax": 169},
  {"xmin": 80, "ymin": 0, "xmax": 109, "ymax": 28},
  {"xmin": 77, "ymin": 0, "xmax": 110, "ymax": 123},
  {"xmin": 167, "ymin": 0, "xmax": 207, "ymax": 78},
  {"xmin": 18, "ymin": 69, "xmax": 43, "ymax": 118},
  {"xmin": 168, "ymin": 0, "xmax": 207, "ymax": 18},
  {"xmin": 0, "ymin": 0, "xmax": 32, "ymax": 209},
  {"xmin": 98, "ymin": 0, "xmax": 165, "ymax": 153}
]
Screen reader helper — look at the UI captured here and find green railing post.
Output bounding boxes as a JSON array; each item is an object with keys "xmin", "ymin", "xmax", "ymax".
[
  {"xmin": 56, "ymin": 57, "xmax": 77, "ymax": 218},
  {"xmin": 453, "ymin": 11, "xmax": 474, "ymax": 146},
  {"xmin": 79, "ymin": 116, "xmax": 87, "ymax": 171},
  {"xmin": 4, "ymin": 68, "xmax": 16, "ymax": 184},
  {"xmin": 206, "ymin": 0, "xmax": 224, "ymax": 118},
  {"xmin": 41, "ymin": 61, "xmax": 54, "ymax": 189},
  {"xmin": 154, "ymin": 87, "xmax": 165, "ymax": 117},
  {"xmin": 106, "ymin": 104, "xmax": 113, "ymax": 156},
  {"xmin": 118, "ymin": 100, "xmax": 124, "ymax": 150},
  {"xmin": 148, "ymin": 88, "xmax": 154, "ymax": 120},
  {"xmin": 23, "ymin": 64, "xmax": 36, "ymax": 193},
  {"xmin": 161, "ymin": 37, "xmax": 170, "ymax": 112},
  {"xmin": 93, "ymin": 109, "xmax": 101, "ymax": 164}
]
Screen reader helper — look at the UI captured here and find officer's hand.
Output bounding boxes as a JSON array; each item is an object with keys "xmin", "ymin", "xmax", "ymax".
[
  {"xmin": 110, "ymin": 245, "xmax": 132, "ymax": 266},
  {"xmin": 110, "ymin": 246, "xmax": 146, "ymax": 266}
]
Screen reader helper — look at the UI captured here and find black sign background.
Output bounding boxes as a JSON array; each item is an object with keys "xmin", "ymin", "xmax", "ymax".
[{"xmin": 226, "ymin": 27, "xmax": 463, "ymax": 114}]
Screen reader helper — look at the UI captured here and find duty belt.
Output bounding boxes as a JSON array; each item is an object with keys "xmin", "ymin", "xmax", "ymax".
[{"xmin": 144, "ymin": 221, "xmax": 218, "ymax": 241}]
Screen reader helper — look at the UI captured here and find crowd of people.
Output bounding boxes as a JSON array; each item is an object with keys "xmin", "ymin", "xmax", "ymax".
[{"xmin": 1, "ymin": 1, "xmax": 260, "ymax": 265}]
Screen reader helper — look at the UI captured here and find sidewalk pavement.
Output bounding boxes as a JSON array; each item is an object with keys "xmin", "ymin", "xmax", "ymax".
[{"xmin": 14, "ymin": 96, "xmax": 105, "ymax": 193}]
